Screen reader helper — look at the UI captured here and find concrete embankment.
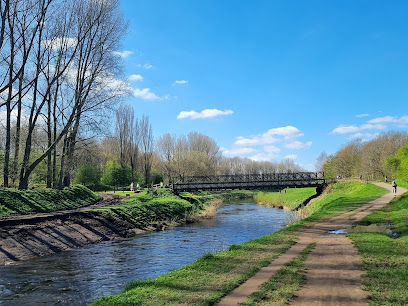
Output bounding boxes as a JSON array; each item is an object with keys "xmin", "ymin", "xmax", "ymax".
[{"xmin": 0, "ymin": 211, "xmax": 142, "ymax": 265}]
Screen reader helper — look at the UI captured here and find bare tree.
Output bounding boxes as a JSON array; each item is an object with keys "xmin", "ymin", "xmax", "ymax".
[{"xmin": 138, "ymin": 114, "xmax": 153, "ymax": 185}]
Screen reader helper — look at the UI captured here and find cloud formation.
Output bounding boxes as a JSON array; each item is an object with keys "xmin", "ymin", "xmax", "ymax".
[
  {"xmin": 331, "ymin": 114, "xmax": 408, "ymax": 141},
  {"xmin": 284, "ymin": 154, "xmax": 297, "ymax": 160},
  {"xmin": 367, "ymin": 115, "xmax": 408, "ymax": 124},
  {"xmin": 249, "ymin": 153, "xmax": 279, "ymax": 162},
  {"xmin": 129, "ymin": 74, "xmax": 143, "ymax": 81},
  {"xmin": 112, "ymin": 50, "xmax": 133, "ymax": 58},
  {"xmin": 177, "ymin": 109, "xmax": 233, "ymax": 119},
  {"xmin": 331, "ymin": 123, "xmax": 385, "ymax": 134},
  {"xmin": 132, "ymin": 88, "xmax": 161, "ymax": 100},
  {"xmin": 235, "ymin": 126, "xmax": 303, "ymax": 146},
  {"xmin": 173, "ymin": 80, "xmax": 188, "ymax": 86},
  {"xmin": 356, "ymin": 113, "xmax": 370, "ymax": 118},
  {"xmin": 221, "ymin": 147, "xmax": 257, "ymax": 155},
  {"xmin": 285, "ymin": 141, "xmax": 312, "ymax": 149}
]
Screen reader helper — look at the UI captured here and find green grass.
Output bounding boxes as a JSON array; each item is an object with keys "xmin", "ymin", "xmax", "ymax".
[
  {"xmin": 89, "ymin": 189, "xmax": 257, "ymax": 229},
  {"xmin": 395, "ymin": 178, "xmax": 408, "ymax": 190},
  {"xmin": 91, "ymin": 181, "xmax": 387, "ymax": 305},
  {"xmin": 299, "ymin": 181, "xmax": 388, "ymax": 222},
  {"xmin": 255, "ymin": 188, "xmax": 316, "ymax": 210},
  {"xmin": 0, "ymin": 185, "xmax": 100, "ymax": 217},
  {"xmin": 348, "ymin": 192, "xmax": 408, "ymax": 305},
  {"xmin": 244, "ymin": 243, "xmax": 316, "ymax": 306}
]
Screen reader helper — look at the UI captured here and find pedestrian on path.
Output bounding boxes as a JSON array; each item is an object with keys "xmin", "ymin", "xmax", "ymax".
[{"xmin": 392, "ymin": 180, "xmax": 397, "ymax": 196}]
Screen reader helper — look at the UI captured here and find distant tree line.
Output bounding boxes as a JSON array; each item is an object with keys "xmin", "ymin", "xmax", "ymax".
[{"xmin": 318, "ymin": 131, "xmax": 408, "ymax": 182}]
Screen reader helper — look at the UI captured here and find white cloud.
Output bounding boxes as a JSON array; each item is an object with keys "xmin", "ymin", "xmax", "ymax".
[
  {"xmin": 285, "ymin": 141, "xmax": 312, "ymax": 149},
  {"xmin": 112, "ymin": 50, "xmax": 133, "ymax": 58},
  {"xmin": 368, "ymin": 115, "xmax": 408, "ymax": 125},
  {"xmin": 221, "ymin": 147, "xmax": 257, "ymax": 156},
  {"xmin": 235, "ymin": 126, "xmax": 303, "ymax": 146},
  {"xmin": 42, "ymin": 37, "xmax": 77, "ymax": 50},
  {"xmin": 331, "ymin": 124, "xmax": 385, "ymax": 134},
  {"xmin": 143, "ymin": 63, "xmax": 153, "ymax": 69},
  {"xmin": 177, "ymin": 109, "xmax": 233, "ymax": 119},
  {"xmin": 356, "ymin": 113, "xmax": 370, "ymax": 118},
  {"xmin": 129, "ymin": 74, "xmax": 143, "ymax": 82},
  {"xmin": 264, "ymin": 145, "xmax": 281, "ymax": 153},
  {"xmin": 132, "ymin": 88, "xmax": 161, "ymax": 100},
  {"xmin": 333, "ymin": 114, "xmax": 408, "ymax": 136},
  {"xmin": 249, "ymin": 153, "xmax": 279, "ymax": 162},
  {"xmin": 173, "ymin": 80, "xmax": 188, "ymax": 86},
  {"xmin": 284, "ymin": 154, "xmax": 297, "ymax": 160},
  {"xmin": 331, "ymin": 125, "xmax": 360, "ymax": 134}
]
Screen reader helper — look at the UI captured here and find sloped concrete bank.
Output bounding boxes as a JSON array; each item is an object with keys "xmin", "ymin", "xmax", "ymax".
[{"xmin": 0, "ymin": 210, "xmax": 144, "ymax": 265}]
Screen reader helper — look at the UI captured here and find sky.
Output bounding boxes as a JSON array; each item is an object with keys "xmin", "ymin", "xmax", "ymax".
[{"xmin": 115, "ymin": 0, "xmax": 408, "ymax": 170}]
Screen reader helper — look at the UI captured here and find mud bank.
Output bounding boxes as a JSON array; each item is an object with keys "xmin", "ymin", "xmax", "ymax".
[{"xmin": 0, "ymin": 211, "xmax": 148, "ymax": 265}]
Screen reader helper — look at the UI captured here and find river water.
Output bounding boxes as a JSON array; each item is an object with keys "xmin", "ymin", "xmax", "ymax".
[{"xmin": 0, "ymin": 200, "xmax": 295, "ymax": 305}]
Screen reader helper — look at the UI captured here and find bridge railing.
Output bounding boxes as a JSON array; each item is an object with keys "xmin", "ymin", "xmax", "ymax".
[{"xmin": 171, "ymin": 172, "xmax": 325, "ymax": 192}]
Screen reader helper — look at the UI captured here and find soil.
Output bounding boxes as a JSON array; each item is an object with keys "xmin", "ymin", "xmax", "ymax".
[
  {"xmin": 217, "ymin": 182, "xmax": 406, "ymax": 306},
  {"xmin": 0, "ymin": 194, "xmax": 147, "ymax": 266}
]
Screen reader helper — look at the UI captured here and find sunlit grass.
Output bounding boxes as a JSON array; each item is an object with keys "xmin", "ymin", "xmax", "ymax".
[
  {"xmin": 0, "ymin": 185, "xmax": 100, "ymax": 217},
  {"xmin": 255, "ymin": 188, "xmax": 316, "ymax": 210},
  {"xmin": 349, "ymin": 192, "xmax": 408, "ymax": 305}
]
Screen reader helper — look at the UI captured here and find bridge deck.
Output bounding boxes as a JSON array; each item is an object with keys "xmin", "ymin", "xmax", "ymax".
[{"xmin": 172, "ymin": 172, "xmax": 325, "ymax": 192}]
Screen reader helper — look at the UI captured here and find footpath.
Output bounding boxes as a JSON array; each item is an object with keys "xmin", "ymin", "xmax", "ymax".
[{"xmin": 217, "ymin": 182, "xmax": 406, "ymax": 306}]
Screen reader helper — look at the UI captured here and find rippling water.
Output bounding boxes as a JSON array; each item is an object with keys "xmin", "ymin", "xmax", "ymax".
[{"xmin": 0, "ymin": 201, "xmax": 295, "ymax": 305}]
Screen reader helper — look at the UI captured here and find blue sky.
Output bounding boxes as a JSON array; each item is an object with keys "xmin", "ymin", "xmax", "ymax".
[{"xmin": 116, "ymin": 0, "xmax": 408, "ymax": 170}]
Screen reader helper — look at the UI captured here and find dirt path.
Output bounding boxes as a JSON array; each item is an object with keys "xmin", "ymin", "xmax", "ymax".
[{"xmin": 217, "ymin": 182, "xmax": 406, "ymax": 305}]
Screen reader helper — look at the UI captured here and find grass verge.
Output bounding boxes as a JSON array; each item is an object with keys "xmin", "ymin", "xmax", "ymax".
[
  {"xmin": 244, "ymin": 243, "xmax": 316, "ymax": 306},
  {"xmin": 255, "ymin": 188, "xmax": 316, "ymax": 210},
  {"xmin": 92, "ymin": 181, "xmax": 387, "ymax": 305},
  {"xmin": 348, "ymin": 192, "xmax": 408, "ymax": 305},
  {"xmin": 0, "ymin": 185, "xmax": 100, "ymax": 217}
]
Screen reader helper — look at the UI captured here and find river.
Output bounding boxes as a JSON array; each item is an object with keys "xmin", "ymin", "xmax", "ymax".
[{"xmin": 0, "ymin": 200, "xmax": 295, "ymax": 305}]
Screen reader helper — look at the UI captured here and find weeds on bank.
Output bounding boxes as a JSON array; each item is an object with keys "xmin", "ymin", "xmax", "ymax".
[
  {"xmin": 244, "ymin": 243, "xmax": 316, "ymax": 306},
  {"xmin": 349, "ymin": 192, "xmax": 408, "ymax": 305}
]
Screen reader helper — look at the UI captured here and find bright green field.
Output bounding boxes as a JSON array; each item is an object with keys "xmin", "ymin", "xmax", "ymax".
[
  {"xmin": 349, "ymin": 192, "xmax": 408, "ymax": 305},
  {"xmin": 92, "ymin": 181, "xmax": 387, "ymax": 305},
  {"xmin": 255, "ymin": 188, "xmax": 316, "ymax": 210},
  {"xmin": 0, "ymin": 185, "xmax": 100, "ymax": 217}
]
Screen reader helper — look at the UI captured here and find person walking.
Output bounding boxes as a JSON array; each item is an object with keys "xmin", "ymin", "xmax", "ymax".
[{"xmin": 391, "ymin": 180, "xmax": 397, "ymax": 197}]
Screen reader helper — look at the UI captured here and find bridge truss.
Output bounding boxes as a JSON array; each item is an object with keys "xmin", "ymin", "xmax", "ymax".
[{"xmin": 171, "ymin": 172, "xmax": 326, "ymax": 192}]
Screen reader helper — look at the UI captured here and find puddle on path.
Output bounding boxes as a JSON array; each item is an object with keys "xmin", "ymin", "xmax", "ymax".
[{"xmin": 328, "ymin": 224, "xmax": 399, "ymax": 238}]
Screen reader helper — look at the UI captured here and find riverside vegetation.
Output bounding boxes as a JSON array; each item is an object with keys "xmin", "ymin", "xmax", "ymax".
[
  {"xmin": 92, "ymin": 181, "xmax": 391, "ymax": 305},
  {"xmin": 0, "ymin": 185, "xmax": 100, "ymax": 217}
]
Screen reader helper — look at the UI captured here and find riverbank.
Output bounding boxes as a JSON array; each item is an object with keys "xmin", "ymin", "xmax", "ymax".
[
  {"xmin": 92, "ymin": 181, "xmax": 390, "ymax": 305},
  {"xmin": 0, "ymin": 188, "xmax": 256, "ymax": 265}
]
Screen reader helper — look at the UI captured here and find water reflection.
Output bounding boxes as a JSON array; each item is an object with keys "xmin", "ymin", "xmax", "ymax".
[{"xmin": 0, "ymin": 201, "xmax": 295, "ymax": 305}]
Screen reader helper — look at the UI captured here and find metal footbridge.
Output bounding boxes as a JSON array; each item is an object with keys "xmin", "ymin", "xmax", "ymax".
[{"xmin": 171, "ymin": 172, "xmax": 326, "ymax": 192}]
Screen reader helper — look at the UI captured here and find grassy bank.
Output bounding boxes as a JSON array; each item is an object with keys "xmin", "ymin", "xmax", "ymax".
[
  {"xmin": 348, "ymin": 192, "xmax": 408, "ymax": 305},
  {"xmin": 255, "ymin": 188, "xmax": 316, "ymax": 210},
  {"xmin": 89, "ymin": 189, "xmax": 256, "ymax": 229},
  {"xmin": 0, "ymin": 185, "xmax": 100, "ymax": 217},
  {"xmin": 296, "ymin": 181, "xmax": 388, "ymax": 222},
  {"xmin": 92, "ymin": 181, "xmax": 387, "ymax": 305}
]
